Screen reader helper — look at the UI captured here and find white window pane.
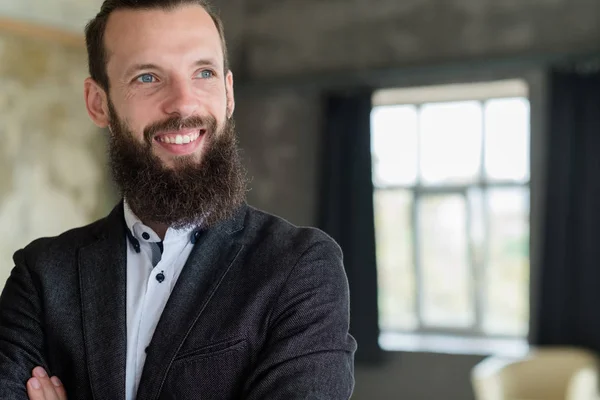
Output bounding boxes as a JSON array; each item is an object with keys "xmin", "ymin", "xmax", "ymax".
[
  {"xmin": 484, "ymin": 98, "xmax": 530, "ymax": 182},
  {"xmin": 483, "ymin": 187, "xmax": 530, "ymax": 336},
  {"xmin": 420, "ymin": 101, "xmax": 482, "ymax": 185},
  {"xmin": 419, "ymin": 195, "xmax": 474, "ymax": 328},
  {"xmin": 371, "ymin": 105, "xmax": 418, "ymax": 187},
  {"xmin": 374, "ymin": 190, "xmax": 417, "ymax": 331}
]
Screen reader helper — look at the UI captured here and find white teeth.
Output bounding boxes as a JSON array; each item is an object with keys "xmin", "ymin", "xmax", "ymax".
[{"xmin": 159, "ymin": 132, "xmax": 201, "ymax": 145}]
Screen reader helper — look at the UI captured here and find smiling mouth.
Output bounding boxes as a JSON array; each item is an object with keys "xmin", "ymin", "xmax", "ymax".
[{"xmin": 155, "ymin": 129, "xmax": 205, "ymax": 145}]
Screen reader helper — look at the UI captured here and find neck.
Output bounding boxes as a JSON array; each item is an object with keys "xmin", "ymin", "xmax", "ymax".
[
  {"xmin": 125, "ymin": 199, "xmax": 170, "ymax": 240},
  {"xmin": 145, "ymin": 220, "xmax": 169, "ymax": 241}
]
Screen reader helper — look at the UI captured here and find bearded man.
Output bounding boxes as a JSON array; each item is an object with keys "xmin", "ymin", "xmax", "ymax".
[{"xmin": 0, "ymin": 1, "xmax": 356, "ymax": 399}]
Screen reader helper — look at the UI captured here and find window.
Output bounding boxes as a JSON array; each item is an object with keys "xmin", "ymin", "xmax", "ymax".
[{"xmin": 371, "ymin": 80, "xmax": 530, "ymax": 342}]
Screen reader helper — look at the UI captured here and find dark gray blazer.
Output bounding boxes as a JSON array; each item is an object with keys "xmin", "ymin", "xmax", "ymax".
[{"xmin": 0, "ymin": 202, "xmax": 356, "ymax": 399}]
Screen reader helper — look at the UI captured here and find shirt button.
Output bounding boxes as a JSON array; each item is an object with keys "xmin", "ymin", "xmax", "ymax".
[
  {"xmin": 192, "ymin": 230, "xmax": 201, "ymax": 244},
  {"xmin": 142, "ymin": 232, "xmax": 150, "ymax": 240},
  {"xmin": 156, "ymin": 272, "xmax": 165, "ymax": 283}
]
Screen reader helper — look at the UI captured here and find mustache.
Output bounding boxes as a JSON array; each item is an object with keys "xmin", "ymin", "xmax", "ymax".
[{"xmin": 143, "ymin": 115, "xmax": 218, "ymax": 144}]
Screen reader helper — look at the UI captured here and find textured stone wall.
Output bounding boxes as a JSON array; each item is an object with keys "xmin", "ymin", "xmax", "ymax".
[
  {"xmin": 0, "ymin": 30, "xmax": 115, "ymax": 285},
  {"xmin": 0, "ymin": 0, "xmax": 98, "ymax": 32}
]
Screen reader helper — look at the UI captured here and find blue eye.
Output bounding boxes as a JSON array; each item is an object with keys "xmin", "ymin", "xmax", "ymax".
[
  {"xmin": 137, "ymin": 74, "xmax": 155, "ymax": 83},
  {"xmin": 199, "ymin": 70, "xmax": 214, "ymax": 79}
]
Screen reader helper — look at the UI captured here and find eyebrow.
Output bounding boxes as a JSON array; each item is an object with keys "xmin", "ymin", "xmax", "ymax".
[
  {"xmin": 124, "ymin": 58, "xmax": 222, "ymax": 79},
  {"xmin": 192, "ymin": 58, "xmax": 220, "ymax": 68},
  {"xmin": 124, "ymin": 63, "xmax": 161, "ymax": 79}
]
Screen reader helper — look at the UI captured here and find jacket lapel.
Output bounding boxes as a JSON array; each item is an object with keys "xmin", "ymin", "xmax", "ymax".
[
  {"xmin": 136, "ymin": 204, "xmax": 247, "ymax": 400},
  {"xmin": 78, "ymin": 203, "xmax": 128, "ymax": 400}
]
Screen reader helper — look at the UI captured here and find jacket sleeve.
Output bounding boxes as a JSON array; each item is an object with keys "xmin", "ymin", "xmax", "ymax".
[
  {"xmin": 242, "ymin": 239, "xmax": 357, "ymax": 399},
  {"xmin": 0, "ymin": 249, "xmax": 47, "ymax": 399}
]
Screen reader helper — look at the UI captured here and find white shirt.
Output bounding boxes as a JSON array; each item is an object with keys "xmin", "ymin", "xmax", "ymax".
[{"xmin": 123, "ymin": 201, "xmax": 198, "ymax": 400}]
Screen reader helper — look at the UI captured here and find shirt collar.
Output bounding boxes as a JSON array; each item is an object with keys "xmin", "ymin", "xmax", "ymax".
[{"xmin": 123, "ymin": 199, "xmax": 197, "ymax": 244}]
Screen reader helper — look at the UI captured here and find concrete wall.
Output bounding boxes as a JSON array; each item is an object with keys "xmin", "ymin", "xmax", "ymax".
[
  {"xmin": 0, "ymin": 22, "xmax": 114, "ymax": 285},
  {"xmin": 237, "ymin": 0, "xmax": 600, "ymax": 80},
  {"xmin": 235, "ymin": 88, "xmax": 323, "ymax": 227}
]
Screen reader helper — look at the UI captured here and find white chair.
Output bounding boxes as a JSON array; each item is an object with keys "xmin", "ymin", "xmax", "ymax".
[{"xmin": 471, "ymin": 347, "xmax": 600, "ymax": 400}]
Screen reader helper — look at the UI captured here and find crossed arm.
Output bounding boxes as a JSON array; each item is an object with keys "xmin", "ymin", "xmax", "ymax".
[{"xmin": 0, "ymin": 249, "xmax": 65, "ymax": 400}]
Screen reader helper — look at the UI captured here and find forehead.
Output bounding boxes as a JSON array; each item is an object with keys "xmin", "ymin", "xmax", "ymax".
[{"xmin": 104, "ymin": 5, "xmax": 224, "ymax": 75}]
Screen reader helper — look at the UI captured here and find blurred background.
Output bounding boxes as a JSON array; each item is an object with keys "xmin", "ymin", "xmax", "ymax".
[{"xmin": 1, "ymin": 0, "xmax": 600, "ymax": 399}]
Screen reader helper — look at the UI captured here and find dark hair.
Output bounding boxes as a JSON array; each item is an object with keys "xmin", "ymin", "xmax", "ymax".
[{"xmin": 85, "ymin": 0, "xmax": 229, "ymax": 91}]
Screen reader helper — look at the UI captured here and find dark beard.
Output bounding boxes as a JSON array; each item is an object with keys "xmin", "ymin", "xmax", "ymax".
[{"xmin": 107, "ymin": 100, "xmax": 247, "ymax": 230}]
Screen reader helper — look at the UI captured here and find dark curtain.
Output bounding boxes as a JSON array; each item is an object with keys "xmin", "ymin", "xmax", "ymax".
[
  {"xmin": 318, "ymin": 90, "xmax": 382, "ymax": 364},
  {"xmin": 532, "ymin": 64, "xmax": 600, "ymax": 350}
]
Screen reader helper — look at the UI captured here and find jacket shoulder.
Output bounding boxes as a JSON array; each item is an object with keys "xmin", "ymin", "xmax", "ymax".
[
  {"xmin": 15, "ymin": 217, "xmax": 108, "ymax": 266},
  {"xmin": 243, "ymin": 206, "xmax": 341, "ymax": 256}
]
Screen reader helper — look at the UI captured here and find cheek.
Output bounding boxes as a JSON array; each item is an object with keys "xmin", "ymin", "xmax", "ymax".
[
  {"xmin": 212, "ymin": 95, "xmax": 229, "ymax": 121},
  {"xmin": 128, "ymin": 105, "xmax": 162, "ymax": 139},
  {"xmin": 110, "ymin": 98, "xmax": 146, "ymax": 139},
  {"xmin": 198, "ymin": 82, "xmax": 228, "ymax": 116}
]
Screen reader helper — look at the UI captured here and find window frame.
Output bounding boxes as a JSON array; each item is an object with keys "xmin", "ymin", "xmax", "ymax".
[{"xmin": 372, "ymin": 80, "xmax": 532, "ymax": 340}]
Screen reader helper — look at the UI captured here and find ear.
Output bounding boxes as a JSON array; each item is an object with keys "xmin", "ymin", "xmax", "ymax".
[
  {"xmin": 84, "ymin": 77, "xmax": 110, "ymax": 128},
  {"xmin": 225, "ymin": 70, "xmax": 235, "ymax": 118}
]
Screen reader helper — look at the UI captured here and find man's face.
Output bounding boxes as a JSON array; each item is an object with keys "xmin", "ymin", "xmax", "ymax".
[
  {"xmin": 83, "ymin": 5, "xmax": 246, "ymax": 228},
  {"xmin": 95, "ymin": 4, "xmax": 234, "ymax": 169}
]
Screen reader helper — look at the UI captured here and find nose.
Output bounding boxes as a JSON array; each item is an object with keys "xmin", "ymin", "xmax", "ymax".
[{"xmin": 162, "ymin": 78, "xmax": 199, "ymax": 119}]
